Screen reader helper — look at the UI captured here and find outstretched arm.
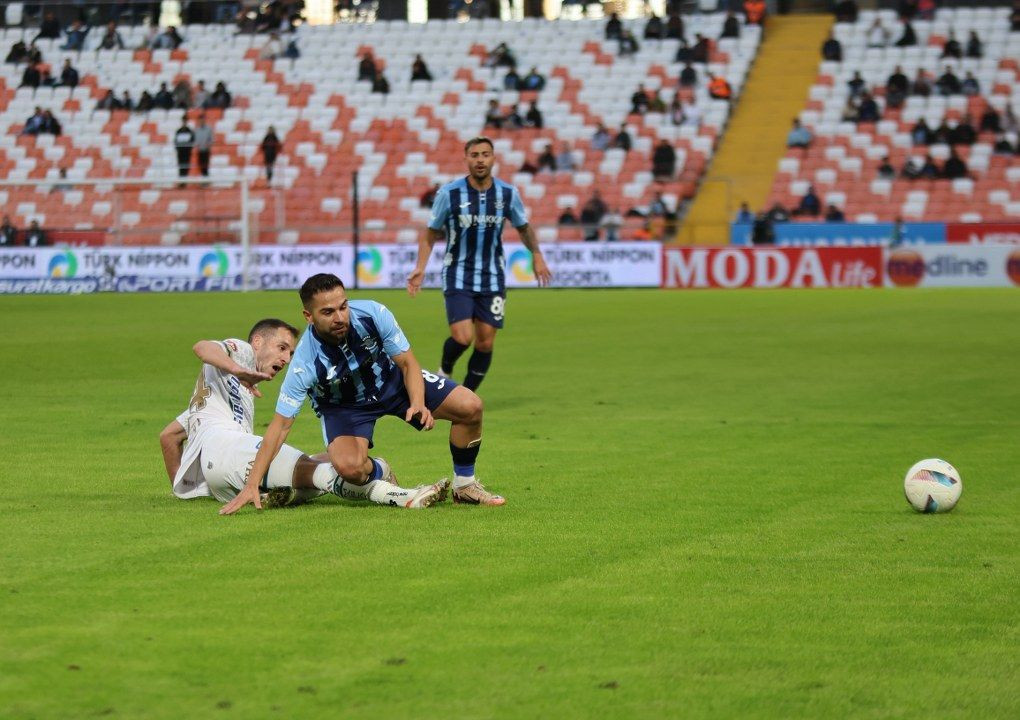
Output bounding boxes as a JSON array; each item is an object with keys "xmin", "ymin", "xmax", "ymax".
[
  {"xmin": 516, "ymin": 224, "xmax": 552, "ymax": 286},
  {"xmin": 407, "ymin": 228, "xmax": 444, "ymax": 297},
  {"xmin": 159, "ymin": 419, "xmax": 187, "ymax": 486},
  {"xmin": 219, "ymin": 412, "xmax": 296, "ymax": 515},
  {"xmin": 193, "ymin": 340, "xmax": 270, "ymax": 396}
]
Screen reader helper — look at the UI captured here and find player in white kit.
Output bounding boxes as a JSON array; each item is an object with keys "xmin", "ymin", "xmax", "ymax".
[{"xmin": 159, "ymin": 318, "xmax": 446, "ymax": 508}]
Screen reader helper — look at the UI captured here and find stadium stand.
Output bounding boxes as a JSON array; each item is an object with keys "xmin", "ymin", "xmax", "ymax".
[
  {"xmin": 765, "ymin": 6, "xmax": 1020, "ymax": 223},
  {"xmin": 0, "ymin": 13, "xmax": 761, "ymax": 244}
]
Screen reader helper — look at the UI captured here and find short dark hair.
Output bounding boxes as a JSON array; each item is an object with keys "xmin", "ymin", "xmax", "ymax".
[
  {"xmin": 464, "ymin": 136, "xmax": 494, "ymax": 154},
  {"xmin": 299, "ymin": 273, "xmax": 345, "ymax": 307},
  {"xmin": 248, "ymin": 318, "xmax": 299, "ymax": 343}
]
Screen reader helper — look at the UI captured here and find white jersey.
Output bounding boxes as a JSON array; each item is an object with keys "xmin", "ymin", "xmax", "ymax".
[{"xmin": 172, "ymin": 339, "xmax": 257, "ymax": 499}]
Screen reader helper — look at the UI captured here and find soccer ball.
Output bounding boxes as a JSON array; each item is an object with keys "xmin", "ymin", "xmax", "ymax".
[{"xmin": 903, "ymin": 458, "xmax": 962, "ymax": 513}]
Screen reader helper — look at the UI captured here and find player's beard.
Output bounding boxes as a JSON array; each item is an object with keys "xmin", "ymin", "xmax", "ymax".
[{"xmin": 317, "ymin": 321, "xmax": 348, "ymax": 345}]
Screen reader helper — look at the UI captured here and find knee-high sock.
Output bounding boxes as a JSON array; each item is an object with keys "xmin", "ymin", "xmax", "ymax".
[
  {"xmin": 441, "ymin": 337, "xmax": 470, "ymax": 374},
  {"xmin": 463, "ymin": 350, "xmax": 492, "ymax": 391}
]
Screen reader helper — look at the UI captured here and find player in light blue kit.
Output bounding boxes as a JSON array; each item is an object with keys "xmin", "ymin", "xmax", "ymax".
[
  {"xmin": 407, "ymin": 136, "xmax": 551, "ymax": 391},
  {"xmin": 221, "ymin": 273, "xmax": 505, "ymax": 515}
]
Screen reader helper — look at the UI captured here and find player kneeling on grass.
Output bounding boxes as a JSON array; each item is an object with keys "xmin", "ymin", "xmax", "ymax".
[
  {"xmin": 159, "ymin": 318, "xmax": 444, "ymax": 509},
  {"xmin": 220, "ymin": 273, "xmax": 503, "ymax": 516}
]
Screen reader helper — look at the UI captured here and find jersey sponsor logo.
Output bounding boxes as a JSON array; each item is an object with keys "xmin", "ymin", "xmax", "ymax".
[
  {"xmin": 280, "ymin": 394, "xmax": 302, "ymax": 408},
  {"xmin": 293, "ymin": 367, "xmax": 304, "ymax": 374},
  {"xmin": 326, "ymin": 365, "xmax": 339, "ymax": 380},
  {"xmin": 458, "ymin": 214, "xmax": 505, "ymax": 228}
]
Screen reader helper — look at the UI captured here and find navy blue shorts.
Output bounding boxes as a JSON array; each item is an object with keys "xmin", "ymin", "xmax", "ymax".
[
  {"xmin": 319, "ymin": 369, "xmax": 458, "ymax": 446},
  {"xmin": 444, "ymin": 291, "xmax": 506, "ymax": 329}
]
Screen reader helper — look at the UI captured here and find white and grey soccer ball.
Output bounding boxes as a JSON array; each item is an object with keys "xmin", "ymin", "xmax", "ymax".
[{"xmin": 904, "ymin": 458, "xmax": 962, "ymax": 513}]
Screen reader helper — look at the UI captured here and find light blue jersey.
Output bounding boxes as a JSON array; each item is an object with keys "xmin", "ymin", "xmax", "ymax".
[
  {"xmin": 427, "ymin": 176, "xmax": 528, "ymax": 294},
  {"xmin": 276, "ymin": 300, "xmax": 410, "ymax": 417}
]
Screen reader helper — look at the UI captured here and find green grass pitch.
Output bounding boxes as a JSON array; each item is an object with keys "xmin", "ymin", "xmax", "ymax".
[{"xmin": 1, "ymin": 287, "xmax": 1018, "ymax": 719}]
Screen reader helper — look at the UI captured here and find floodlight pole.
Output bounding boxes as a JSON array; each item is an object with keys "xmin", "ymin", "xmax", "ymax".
[
  {"xmin": 240, "ymin": 179, "xmax": 250, "ymax": 292},
  {"xmin": 352, "ymin": 169, "xmax": 360, "ymax": 290}
]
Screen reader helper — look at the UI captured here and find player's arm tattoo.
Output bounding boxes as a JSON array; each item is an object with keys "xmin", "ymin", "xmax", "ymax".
[{"xmin": 516, "ymin": 224, "xmax": 540, "ymax": 253}]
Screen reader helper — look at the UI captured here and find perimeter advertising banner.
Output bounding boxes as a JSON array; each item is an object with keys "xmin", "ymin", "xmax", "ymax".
[
  {"xmin": 352, "ymin": 242, "xmax": 662, "ymax": 289},
  {"xmin": 730, "ymin": 222, "xmax": 946, "ymax": 246},
  {"xmin": 885, "ymin": 245, "xmax": 1020, "ymax": 287},
  {"xmin": 662, "ymin": 246, "xmax": 884, "ymax": 289},
  {"xmin": 945, "ymin": 223, "xmax": 1020, "ymax": 245}
]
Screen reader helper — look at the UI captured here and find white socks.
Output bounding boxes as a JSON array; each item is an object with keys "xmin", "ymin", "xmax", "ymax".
[{"xmin": 453, "ymin": 474, "xmax": 476, "ymax": 490}]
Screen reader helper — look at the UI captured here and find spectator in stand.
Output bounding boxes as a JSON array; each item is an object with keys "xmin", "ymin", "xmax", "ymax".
[
  {"xmin": 210, "ymin": 82, "xmax": 232, "ymax": 109},
  {"xmin": 752, "ymin": 212, "xmax": 775, "ymax": 244},
  {"xmin": 675, "ymin": 39, "xmax": 693, "ymax": 64},
  {"xmin": 485, "ymin": 42, "xmax": 516, "ymax": 68},
  {"xmin": 834, "ymin": 0, "xmax": 858, "ymax": 23},
  {"xmin": 899, "ymin": 0, "xmax": 919, "ymax": 19},
  {"xmin": 911, "ymin": 69, "xmax": 932, "ymax": 96},
  {"xmin": 580, "ymin": 190, "xmax": 608, "ymax": 241},
  {"xmin": 937, "ymin": 66, "xmax": 961, "ymax": 95},
  {"xmin": 601, "ymin": 207, "xmax": 623, "ymax": 242},
  {"xmin": 25, "ymin": 220, "xmax": 47, "ymax": 247},
  {"xmin": 847, "ymin": 71, "xmax": 866, "ymax": 97},
  {"xmin": 652, "ymin": 139, "xmax": 677, "ymax": 179},
  {"xmin": 630, "ymin": 84, "xmax": 650, "ymax": 115},
  {"xmin": 666, "ymin": 12, "xmax": 685, "ymax": 40},
  {"xmin": 720, "ymin": 12, "xmax": 741, "ymax": 39},
  {"xmin": 557, "ymin": 142, "xmax": 576, "ymax": 173},
  {"xmin": 980, "ymin": 105, "xmax": 1001, "ymax": 133},
  {"xmin": 96, "ymin": 90, "xmax": 120, "ymax": 111},
  {"xmin": 894, "ymin": 18, "xmax": 917, "ymax": 47},
  {"xmin": 194, "ymin": 115, "xmax": 214, "ymax": 176},
  {"xmin": 786, "ymin": 118, "xmax": 813, "ymax": 148},
  {"xmin": 154, "ymin": 83, "xmax": 174, "ymax": 110},
  {"xmin": 420, "ymin": 182, "xmax": 440, "ymax": 209},
  {"xmin": 793, "ymin": 185, "xmax": 821, "ymax": 217},
  {"xmin": 735, "ymin": 202, "xmax": 754, "ymax": 224},
  {"xmin": 592, "ymin": 123, "xmax": 610, "ymax": 151},
  {"xmin": 174, "ymin": 116, "xmax": 195, "ymax": 180},
  {"xmin": 120, "ymin": 91, "xmax": 134, "ymax": 111},
  {"xmin": 822, "ymin": 32, "xmax": 843, "ymax": 62},
  {"xmin": 20, "ymin": 62, "xmax": 41, "ymax": 89},
  {"xmin": 993, "ymin": 134, "xmax": 1015, "ymax": 155},
  {"xmin": 26, "ymin": 41, "xmax": 42, "ymax": 66},
  {"xmin": 669, "ymin": 92, "xmax": 685, "ymax": 125},
  {"xmin": 886, "ymin": 65, "xmax": 909, "ymax": 108},
  {"xmin": 708, "ymin": 73, "xmax": 731, "ymax": 100},
  {"xmin": 941, "ymin": 32, "xmax": 962, "ymax": 59},
  {"xmin": 619, "ymin": 29, "xmax": 640, "ymax": 57},
  {"xmin": 649, "ymin": 90, "xmax": 666, "ymax": 113},
  {"xmin": 537, "ymin": 144, "xmax": 556, "ymax": 172},
  {"xmin": 767, "ymin": 203, "xmax": 790, "ymax": 223},
  {"xmin": 59, "ymin": 59, "xmax": 79, "ymax": 89},
  {"xmin": 193, "ymin": 80, "xmax": 210, "ymax": 109},
  {"xmin": 411, "ymin": 54, "xmax": 432, "ymax": 82},
  {"xmin": 866, "ymin": 18, "xmax": 889, "ymax": 48},
  {"xmin": 961, "ymin": 72, "xmax": 980, "ymax": 96},
  {"xmin": 691, "ymin": 33, "xmax": 710, "ymax": 64},
  {"xmin": 605, "ymin": 12, "xmax": 623, "ymax": 41},
  {"xmin": 39, "ymin": 110, "xmax": 60, "ymax": 136},
  {"xmin": 744, "ymin": 0, "xmax": 766, "ymax": 26},
  {"xmin": 358, "ymin": 51, "xmax": 377, "ymax": 81},
  {"xmin": 1013, "ymin": 1, "xmax": 1020, "ymax": 31},
  {"xmin": 260, "ymin": 32, "xmax": 283, "ymax": 60},
  {"xmin": 372, "ymin": 68, "xmax": 390, "ymax": 95},
  {"xmin": 644, "ymin": 14, "xmax": 665, "ymax": 40},
  {"xmin": 136, "ymin": 90, "xmax": 155, "ymax": 112},
  {"xmin": 917, "ymin": 154, "xmax": 939, "ymax": 179},
  {"xmin": 261, "ymin": 126, "xmax": 282, "ymax": 182},
  {"xmin": 98, "ymin": 21, "xmax": 125, "ymax": 50},
  {"xmin": 62, "ymin": 20, "xmax": 90, "ymax": 51},
  {"xmin": 558, "ymin": 207, "xmax": 578, "ymax": 225},
  {"xmin": 526, "ymin": 101, "xmax": 543, "ymax": 128},
  {"xmin": 943, "ymin": 148, "xmax": 968, "ymax": 179},
  {"xmin": 36, "ymin": 12, "xmax": 62, "ymax": 40},
  {"xmin": 679, "ymin": 62, "xmax": 697, "ymax": 87},
  {"xmin": 966, "ymin": 31, "xmax": 983, "ymax": 59},
  {"xmin": 824, "ymin": 204, "xmax": 846, "ymax": 222},
  {"xmin": 505, "ymin": 104, "xmax": 524, "ymax": 129},
  {"xmin": 839, "ymin": 97, "xmax": 860, "ymax": 123},
  {"xmin": 521, "ymin": 67, "xmax": 545, "ymax": 91},
  {"xmin": 152, "ymin": 26, "xmax": 184, "ymax": 51},
  {"xmin": 173, "ymin": 79, "xmax": 192, "ymax": 109},
  {"xmin": 503, "ymin": 68, "xmax": 520, "ymax": 91},
  {"xmin": 484, "ymin": 99, "xmax": 503, "ymax": 129},
  {"xmin": 950, "ymin": 116, "xmax": 977, "ymax": 145},
  {"xmin": 0, "ymin": 216, "xmax": 17, "ymax": 245},
  {"xmin": 930, "ymin": 119, "xmax": 951, "ymax": 145},
  {"xmin": 857, "ymin": 92, "xmax": 879, "ymax": 123},
  {"xmin": 5, "ymin": 40, "xmax": 28, "ymax": 64},
  {"xmin": 878, "ymin": 156, "xmax": 896, "ymax": 179},
  {"xmin": 614, "ymin": 124, "xmax": 632, "ymax": 152}
]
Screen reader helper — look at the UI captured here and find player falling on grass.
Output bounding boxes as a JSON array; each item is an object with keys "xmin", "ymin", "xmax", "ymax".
[
  {"xmin": 159, "ymin": 318, "xmax": 443, "ymax": 509},
  {"xmin": 407, "ymin": 136, "xmax": 552, "ymax": 391},
  {"xmin": 220, "ymin": 273, "xmax": 503, "ymax": 516}
]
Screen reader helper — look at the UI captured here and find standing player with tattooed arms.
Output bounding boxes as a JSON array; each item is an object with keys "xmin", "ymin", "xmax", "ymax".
[{"xmin": 407, "ymin": 136, "xmax": 552, "ymax": 391}]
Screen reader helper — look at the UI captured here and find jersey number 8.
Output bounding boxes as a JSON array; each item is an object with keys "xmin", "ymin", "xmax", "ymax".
[{"xmin": 490, "ymin": 296, "xmax": 505, "ymax": 321}]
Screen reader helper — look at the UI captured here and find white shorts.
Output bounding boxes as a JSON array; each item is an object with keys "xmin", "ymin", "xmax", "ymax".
[{"xmin": 199, "ymin": 428, "xmax": 305, "ymax": 503}]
